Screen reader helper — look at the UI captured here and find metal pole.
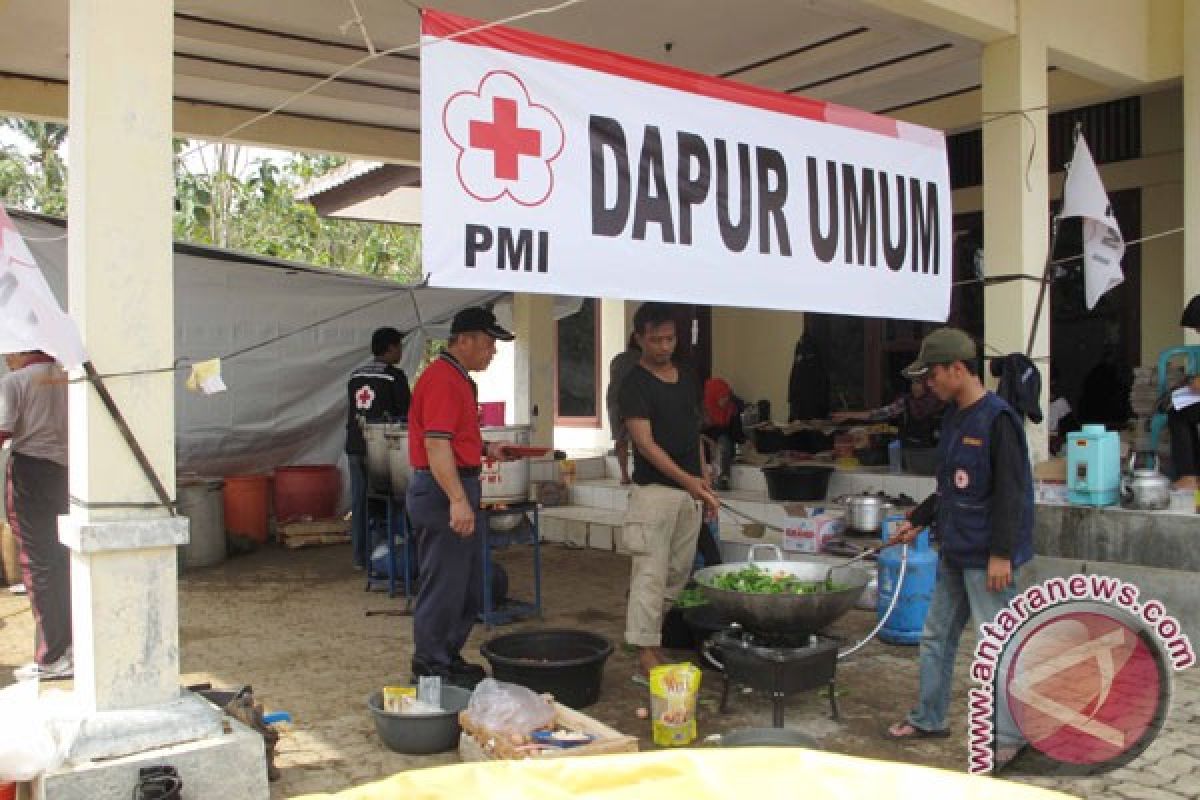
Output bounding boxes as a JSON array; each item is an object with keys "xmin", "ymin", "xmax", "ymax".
[
  {"xmin": 83, "ymin": 361, "xmax": 176, "ymax": 514},
  {"xmin": 1024, "ymin": 122, "xmax": 1082, "ymax": 358},
  {"xmin": 1024, "ymin": 214, "xmax": 1062, "ymax": 358}
]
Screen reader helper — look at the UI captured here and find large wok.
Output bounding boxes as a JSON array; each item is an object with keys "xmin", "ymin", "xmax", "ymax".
[{"xmin": 693, "ymin": 544, "xmax": 868, "ymax": 633}]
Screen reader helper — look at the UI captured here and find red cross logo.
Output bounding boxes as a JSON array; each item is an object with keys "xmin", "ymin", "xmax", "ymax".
[
  {"xmin": 443, "ymin": 70, "xmax": 565, "ymax": 207},
  {"xmin": 355, "ymin": 384, "xmax": 376, "ymax": 410},
  {"xmin": 469, "ymin": 97, "xmax": 542, "ymax": 181}
]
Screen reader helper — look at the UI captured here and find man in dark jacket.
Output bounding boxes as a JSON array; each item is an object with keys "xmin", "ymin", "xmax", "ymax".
[
  {"xmin": 346, "ymin": 327, "xmax": 411, "ymax": 569},
  {"xmin": 883, "ymin": 328, "xmax": 1034, "ymax": 771}
]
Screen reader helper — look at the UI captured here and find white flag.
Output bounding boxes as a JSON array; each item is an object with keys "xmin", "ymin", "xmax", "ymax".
[
  {"xmin": 1060, "ymin": 135, "xmax": 1124, "ymax": 309},
  {"xmin": 0, "ymin": 205, "xmax": 87, "ymax": 369}
]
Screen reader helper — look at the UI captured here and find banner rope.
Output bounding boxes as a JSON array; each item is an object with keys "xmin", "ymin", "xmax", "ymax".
[
  {"xmin": 951, "ymin": 225, "xmax": 1183, "ymax": 287},
  {"xmin": 177, "ymin": 0, "xmax": 590, "ymax": 163}
]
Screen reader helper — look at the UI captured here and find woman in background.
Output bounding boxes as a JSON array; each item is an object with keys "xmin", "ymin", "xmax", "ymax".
[{"xmin": 701, "ymin": 377, "xmax": 744, "ymax": 491}]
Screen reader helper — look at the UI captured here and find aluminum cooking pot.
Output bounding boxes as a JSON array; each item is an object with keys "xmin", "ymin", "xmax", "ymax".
[
  {"xmin": 384, "ymin": 429, "xmax": 411, "ymax": 498},
  {"xmin": 363, "ymin": 421, "xmax": 404, "ymax": 493},
  {"xmin": 481, "ymin": 425, "xmax": 532, "ymax": 503},
  {"xmin": 836, "ymin": 493, "xmax": 893, "ymax": 533},
  {"xmin": 693, "ymin": 544, "xmax": 868, "ymax": 633}
]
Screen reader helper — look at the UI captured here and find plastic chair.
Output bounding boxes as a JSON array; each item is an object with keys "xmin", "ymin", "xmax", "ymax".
[{"xmin": 1148, "ymin": 345, "xmax": 1200, "ymax": 449}]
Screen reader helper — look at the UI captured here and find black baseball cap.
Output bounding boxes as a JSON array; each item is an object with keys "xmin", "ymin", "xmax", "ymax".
[{"xmin": 450, "ymin": 306, "xmax": 514, "ymax": 341}]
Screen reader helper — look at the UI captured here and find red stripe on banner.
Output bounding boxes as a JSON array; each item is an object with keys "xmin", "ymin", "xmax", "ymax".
[{"xmin": 423, "ymin": 9, "xmax": 909, "ymax": 142}]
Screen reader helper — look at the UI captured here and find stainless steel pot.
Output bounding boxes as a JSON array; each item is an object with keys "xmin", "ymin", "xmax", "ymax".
[
  {"xmin": 363, "ymin": 421, "xmax": 404, "ymax": 493},
  {"xmin": 481, "ymin": 425, "xmax": 532, "ymax": 503},
  {"xmin": 385, "ymin": 429, "xmax": 411, "ymax": 498},
  {"xmin": 837, "ymin": 493, "xmax": 893, "ymax": 533},
  {"xmin": 693, "ymin": 544, "xmax": 868, "ymax": 633},
  {"xmin": 1121, "ymin": 451, "xmax": 1170, "ymax": 511}
]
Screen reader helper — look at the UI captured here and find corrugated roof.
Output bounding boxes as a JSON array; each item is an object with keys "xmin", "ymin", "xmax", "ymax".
[{"xmin": 294, "ymin": 161, "xmax": 385, "ymax": 200}]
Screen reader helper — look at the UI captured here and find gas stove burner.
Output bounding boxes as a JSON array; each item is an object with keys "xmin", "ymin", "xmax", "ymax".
[
  {"xmin": 724, "ymin": 626, "xmax": 831, "ymax": 652},
  {"xmin": 709, "ymin": 625, "xmax": 841, "ymax": 727}
]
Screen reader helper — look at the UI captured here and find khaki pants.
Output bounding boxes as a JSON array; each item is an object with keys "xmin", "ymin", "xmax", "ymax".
[{"xmin": 622, "ymin": 484, "xmax": 702, "ymax": 647}]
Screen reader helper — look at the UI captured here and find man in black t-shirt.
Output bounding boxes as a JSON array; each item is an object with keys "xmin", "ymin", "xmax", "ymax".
[
  {"xmin": 346, "ymin": 327, "xmax": 411, "ymax": 569},
  {"xmin": 618, "ymin": 303, "xmax": 719, "ymax": 681}
]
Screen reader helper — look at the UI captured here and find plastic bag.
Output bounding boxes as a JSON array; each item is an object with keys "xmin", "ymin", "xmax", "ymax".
[
  {"xmin": 464, "ymin": 679, "xmax": 555, "ymax": 735},
  {"xmin": 0, "ymin": 682, "xmax": 79, "ymax": 781}
]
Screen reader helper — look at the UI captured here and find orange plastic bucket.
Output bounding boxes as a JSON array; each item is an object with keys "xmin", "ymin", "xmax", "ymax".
[{"xmin": 223, "ymin": 474, "xmax": 271, "ymax": 543}]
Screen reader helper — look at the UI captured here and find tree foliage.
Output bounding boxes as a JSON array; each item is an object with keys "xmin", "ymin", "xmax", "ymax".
[
  {"xmin": 1, "ymin": 119, "xmax": 421, "ymax": 282},
  {"xmin": 1, "ymin": 119, "xmax": 68, "ymax": 215}
]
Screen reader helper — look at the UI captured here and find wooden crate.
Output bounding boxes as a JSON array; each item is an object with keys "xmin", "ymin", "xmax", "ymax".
[
  {"xmin": 459, "ymin": 701, "xmax": 638, "ymax": 761},
  {"xmin": 278, "ymin": 518, "xmax": 350, "ymax": 549},
  {"xmin": 1, "ymin": 522, "xmax": 20, "ymax": 586}
]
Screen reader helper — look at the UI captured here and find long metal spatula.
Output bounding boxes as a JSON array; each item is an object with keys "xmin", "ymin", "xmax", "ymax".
[{"xmin": 823, "ymin": 539, "xmax": 903, "ymax": 589}]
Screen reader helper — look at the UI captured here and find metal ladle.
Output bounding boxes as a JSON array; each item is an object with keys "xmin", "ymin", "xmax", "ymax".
[{"xmin": 823, "ymin": 539, "xmax": 903, "ymax": 590}]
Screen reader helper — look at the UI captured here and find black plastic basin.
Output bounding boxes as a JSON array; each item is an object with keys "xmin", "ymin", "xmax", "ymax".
[
  {"xmin": 762, "ymin": 465, "xmax": 834, "ymax": 501},
  {"xmin": 480, "ymin": 628, "xmax": 613, "ymax": 709}
]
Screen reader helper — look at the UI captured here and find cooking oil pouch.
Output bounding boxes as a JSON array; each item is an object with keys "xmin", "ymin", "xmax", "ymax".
[{"xmin": 649, "ymin": 663, "xmax": 701, "ymax": 747}]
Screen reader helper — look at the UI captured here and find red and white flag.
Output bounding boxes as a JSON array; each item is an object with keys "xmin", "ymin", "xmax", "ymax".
[
  {"xmin": 1060, "ymin": 135, "xmax": 1124, "ymax": 310},
  {"xmin": 0, "ymin": 205, "xmax": 86, "ymax": 368}
]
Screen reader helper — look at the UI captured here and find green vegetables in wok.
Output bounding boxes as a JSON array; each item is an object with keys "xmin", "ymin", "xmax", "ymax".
[{"xmin": 708, "ymin": 566, "xmax": 848, "ymax": 595}]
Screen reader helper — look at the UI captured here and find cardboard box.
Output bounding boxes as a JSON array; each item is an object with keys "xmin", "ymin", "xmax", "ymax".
[
  {"xmin": 782, "ymin": 513, "xmax": 844, "ymax": 553},
  {"xmin": 1034, "ymin": 458, "xmax": 1067, "ymax": 482},
  {"xmin": 459, "ymin": 701, "xmax": 638, "ymax": 761}
]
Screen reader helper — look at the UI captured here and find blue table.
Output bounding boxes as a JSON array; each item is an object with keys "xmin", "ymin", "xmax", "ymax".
[
  {"xmin": 478, "ymin": 501, "xmax": 542, "ymax": 628},
  {"xmin": 364, "ymin": 490, "xmax": 414, "ymax": 604}
]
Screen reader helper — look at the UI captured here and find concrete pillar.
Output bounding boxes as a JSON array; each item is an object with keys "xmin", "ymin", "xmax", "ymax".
[
  {"xmin": 981, "ymin": 4, "xmax": 1049, "ymax": 461},
  {"xmin": 598, "ymin": 299, "xmax": 630, "ymax": 440},
  {"xmin": 513, "ymin": 293, "xmax": 556, "ymax": 448},
  {"xmin": 1184, "ymin": 1, "xmax": 1200, "ymax": 344},
  {"xmin": 63, "ymin": 0, "xmax": 183, "ymax": 712},
  {"xmin": 1140, "ymin": 88, "xmax": 1184, "ymax": 364}
]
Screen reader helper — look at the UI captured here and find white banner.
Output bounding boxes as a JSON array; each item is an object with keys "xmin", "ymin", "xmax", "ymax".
[
  {"xmin": 420, "ymin": 10, "xmax": 952, "ymax": 321},
  {"xmin": 1060, "ymin": 135, "xmax": 1124, "ymax": 310},
  {"xmin": 0, "ymin": 205, "xmax": 86, "ymax": 368}
]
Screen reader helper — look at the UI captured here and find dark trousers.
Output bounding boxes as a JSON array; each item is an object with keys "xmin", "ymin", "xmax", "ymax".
[
  {"xmin": 6, "ymin": 453, "xmax": 71, "ymax": 665},
  {"xmin": 1168, "ymin": 403, "xmax": 1200, "ymax": 478},
  {"xmin": 348, "ymin": 454, "xmax": 370, "ymax": 567},
  {"xmin": 407, "ymin": 469, "xmax": 483, "ymax": 672}
]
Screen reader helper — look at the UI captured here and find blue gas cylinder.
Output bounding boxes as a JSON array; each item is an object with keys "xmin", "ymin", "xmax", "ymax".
[{"xmin": 877, "ymin": 514, "xmax": 937, "ymax": 645}]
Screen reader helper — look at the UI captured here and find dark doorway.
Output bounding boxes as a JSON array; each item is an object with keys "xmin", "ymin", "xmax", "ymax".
[
  {"xmin": 1051, "ymin": 188, "xmax": 1141, "ymax": 427},
  {"xmin": 666, "ymin": 304, "xmax": 712, "ymax": 385}
]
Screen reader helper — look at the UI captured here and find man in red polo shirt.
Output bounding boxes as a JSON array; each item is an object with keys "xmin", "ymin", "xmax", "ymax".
[{"xmin": 407, "ymin": 306, "xmax": 515, "ymax": 688}]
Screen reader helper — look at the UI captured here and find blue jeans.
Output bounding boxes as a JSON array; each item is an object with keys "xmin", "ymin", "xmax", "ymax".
[
  {"xmin": 349, "ymin": 454, "xmax": 369, "ymax": 567},
  {"xmin": 907, "ymin": 559, "xmax": 1023, "ymax": 748}
]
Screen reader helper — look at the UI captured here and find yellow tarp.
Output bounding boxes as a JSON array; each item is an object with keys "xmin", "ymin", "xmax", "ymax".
[{"xmin": 293, "ymin": 748, "xmax": 1076, "ymax": 800}]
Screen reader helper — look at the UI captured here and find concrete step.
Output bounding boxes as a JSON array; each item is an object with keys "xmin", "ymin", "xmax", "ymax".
[
  {"xmin": 538, "ymin": 505, "xmax": 627, "ymax": 551},
  {"xmin": 603, "ymin": 456, "xmax": 935, "ymax": 499}
]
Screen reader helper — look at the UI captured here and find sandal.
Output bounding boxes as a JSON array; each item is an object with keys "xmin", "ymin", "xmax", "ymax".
[{"xmin": 885, "ymin": 721, "xmax": 951, "ymax": 740}]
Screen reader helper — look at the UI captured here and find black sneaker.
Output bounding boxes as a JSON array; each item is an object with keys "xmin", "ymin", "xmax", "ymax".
[
  {"xmin": 412, "ymin": 657, "xmax": 484, "ymax": 691},
  {"xmin": 449, "ymin": 659, "xmax": 487, "ymax": 685}
]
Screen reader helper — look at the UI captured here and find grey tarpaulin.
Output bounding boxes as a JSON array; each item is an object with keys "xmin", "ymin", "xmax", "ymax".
[{"xmin": 10, "ymin": 211, "xmax": 503, "ymax": 510}]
